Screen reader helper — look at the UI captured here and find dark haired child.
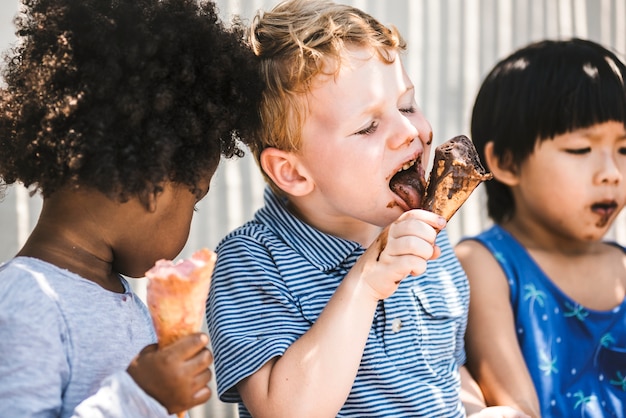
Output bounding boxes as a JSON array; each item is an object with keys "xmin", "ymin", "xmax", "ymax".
[
  {"xmin": 456, "ymin": 38, "xmax": 626, "ymax": 417},
  {"xmin": 0, "ymin": 0, "xmax": 262, "ymax": 416}
]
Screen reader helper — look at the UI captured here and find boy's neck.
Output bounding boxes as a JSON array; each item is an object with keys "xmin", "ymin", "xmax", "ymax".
[{"xmin": 286, "ymin": 198, "xmax": 384, "ymax": 248}]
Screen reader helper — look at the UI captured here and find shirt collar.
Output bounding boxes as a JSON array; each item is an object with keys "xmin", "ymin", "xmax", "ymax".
[{"xmin": 254, "ymin": 187, "xmax": 362, "ymax": 272}]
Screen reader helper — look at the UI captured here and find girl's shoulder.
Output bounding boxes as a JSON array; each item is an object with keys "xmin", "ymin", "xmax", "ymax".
[
  {"xmin": 0, "ymin": 257, "xmax": 70, "ymax": 335},
  {"xmin": 604, "ymin": 240, "xmax": 626, "ymax": 254},
  {"xmin": 0, "ymin": 256, "xmax": 95, "ymax": 312},
  {"xmin": 0, "ymin": 257, "xmax": 59, "ymax": 295}
]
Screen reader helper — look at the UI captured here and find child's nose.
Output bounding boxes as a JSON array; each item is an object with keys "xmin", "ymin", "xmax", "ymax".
[
  {"xmin": 413, "ymin": 112, "xmax": 433, "ymax": 150},
  {"xmin": 596, "ymin": 152, "xmax": 623, "ymax": 184},
  {"xmin": 388, "ymin": 129, "xmax": 417, "ymax": 150},
  {"xmin": 388, "ymin": 112, "xmax": 428, "ymax": 150}
]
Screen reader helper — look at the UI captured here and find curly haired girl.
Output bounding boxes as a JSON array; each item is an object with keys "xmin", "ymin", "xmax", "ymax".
[{"xmin": 0, "ymin": 0, "xmax": 262, "ymax": 416}]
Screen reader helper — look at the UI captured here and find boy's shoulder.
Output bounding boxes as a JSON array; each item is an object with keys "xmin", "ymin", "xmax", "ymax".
[
  {"xmin": 217, "ymin": 190, "xmax": 310, "ymax": 253},
  {"xmin": 215, "ymin": 218, "xmax": 290, "ymax": 262},
  {"xmin": 217, "ymin": 219, "xmax": 275, "ymax": 249}
]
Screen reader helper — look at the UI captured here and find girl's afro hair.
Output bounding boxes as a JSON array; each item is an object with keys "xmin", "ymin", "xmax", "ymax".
[{"xmin": 0, "ymin": 0, "xmax": 264, "ymax": 201}]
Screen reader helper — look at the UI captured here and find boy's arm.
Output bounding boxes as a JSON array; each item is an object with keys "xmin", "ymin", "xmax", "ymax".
[
  {"xmin": 237, "ymin": 210, "xmax": 444, "ymax": 418},
  {"xmin": 455, "ymin": 240, "xmax": 542, "ymax": 418},
  {"xmin": 238, "ymin": 270, "xmax": 378, "ymax": 417}
]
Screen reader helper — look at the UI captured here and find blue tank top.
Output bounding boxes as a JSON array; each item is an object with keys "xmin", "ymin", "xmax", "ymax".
[{"xmin": 469, "ymin": 225, "xmax": 626, "ymax": 417}]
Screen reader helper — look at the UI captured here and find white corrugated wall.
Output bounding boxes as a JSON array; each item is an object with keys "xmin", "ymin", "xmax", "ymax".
[{"xmin": 0, "ymin": 1, "xmax": 625, "ymax": 417}]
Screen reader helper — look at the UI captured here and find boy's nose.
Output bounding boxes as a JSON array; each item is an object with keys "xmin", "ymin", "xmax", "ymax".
[
  {"xmin": 389, "ymin": 113, "xmax": 430, "ymax": 150},
  {"xmin": 389, "ymin": 125, "xmax": 418, "ymax": 150},
  {"xmin": 413, "ymin": 110, "xmax": 433, "ymax": 149}
]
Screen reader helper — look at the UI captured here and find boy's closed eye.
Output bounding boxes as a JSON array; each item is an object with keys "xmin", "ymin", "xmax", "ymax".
[
  {"xmin": 353, "ymin": 107, "xmax": 415, "ymax": 136},
  {"xmin": 355, "ymin": 121, "xmax": 379, "ymax": 136}
]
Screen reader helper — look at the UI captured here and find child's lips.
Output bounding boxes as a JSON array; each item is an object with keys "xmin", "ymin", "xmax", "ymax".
[
  {"xmin": 591, "ymin": 200, "xmax": 618, "ymax": 227},
  {"xmin": 591, "ymin": 200, "xmax": 618, "ymax": 215}
]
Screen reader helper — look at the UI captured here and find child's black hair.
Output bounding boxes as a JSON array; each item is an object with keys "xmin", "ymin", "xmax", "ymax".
[
  {"xmin": 471, "ymin": 38, "xmax": 626, "ymax": 223},
  {"xmin": 0, "ymin": 0, "xmax": 263, "ymax": 202}
]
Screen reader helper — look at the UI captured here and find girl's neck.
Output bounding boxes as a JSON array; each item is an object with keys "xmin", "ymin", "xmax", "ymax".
[
  {"xmin": 17, "ymin": 193, "xmax": 124, "ymax": 293},
  {"xmin": 501, "ymin": 218, "xmax": 601, "ymax": 257}
]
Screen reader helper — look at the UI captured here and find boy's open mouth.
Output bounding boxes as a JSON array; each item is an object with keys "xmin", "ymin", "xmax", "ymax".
[{"xmin": 389, "ymin": 158, "xmax": 426, "ymax": 210}]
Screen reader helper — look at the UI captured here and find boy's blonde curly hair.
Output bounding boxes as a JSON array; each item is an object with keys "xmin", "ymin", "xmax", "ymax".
[{"xmin": 248, "ymin": 0, "xmax": 405, "ymax": 189}]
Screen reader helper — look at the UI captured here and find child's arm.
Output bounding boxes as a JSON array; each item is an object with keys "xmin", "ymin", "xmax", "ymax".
[
  {"xmin": 456, "ymin": 240, "xmax": 542, "ymax": 418},
  {"xmin": 0, "ymin": 275, "xmax": 208, "ymax": 417},
  {"xmin": 460, "ymin": 364, "xmax": 488, "ymax": 413},
  {"xmin": 127, "ymin": 333, "xmax": 213, "ymax": 414},
  {"xmin": 460, "ymin": 365, "xmax": 531, "ymax": 418},
  {"xmin": 236, "ymin": 209, "xmax": 445, "ymax": 418},
  {"xmin": 72, "ymin": 334, "xmax": 212, "ymax": 417}
]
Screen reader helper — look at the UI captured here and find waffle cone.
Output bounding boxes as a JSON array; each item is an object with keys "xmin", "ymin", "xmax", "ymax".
[
  {"xmin": 145, "ymin": 248, "xmax": 215, "ymax": 418},
  {"xmin": 422, "ymin": 135, "xmax": 492, "ymax": 221},
  {"xmin": 146, "ymin": 248, "xmax": 216, "ymax": 348}
]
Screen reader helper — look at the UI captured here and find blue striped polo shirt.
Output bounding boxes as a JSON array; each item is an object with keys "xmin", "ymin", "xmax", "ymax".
[{"xmin": 206, "ymin": 187, "xmax": 469, "ymax": 417}]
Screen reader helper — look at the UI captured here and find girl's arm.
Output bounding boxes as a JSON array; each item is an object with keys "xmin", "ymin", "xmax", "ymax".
[
  {"xmin": 461, "ymin": 365, "xmax": 531, "ymax": 418},
  {"xmin": 455, "ymin": 240, "xmax": 542, "ymax": 418}
]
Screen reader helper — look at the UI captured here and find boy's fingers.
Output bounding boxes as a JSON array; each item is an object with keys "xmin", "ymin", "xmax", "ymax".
[
  {"xmin": 401, "ymin": 209, "xmax": 447, "ymax": 229},
  {"xmin": 430, "ymin": 245, "xmax": 442, "ymax": 260}
]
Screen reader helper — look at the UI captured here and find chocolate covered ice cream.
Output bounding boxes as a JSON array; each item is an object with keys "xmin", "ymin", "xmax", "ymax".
[{"xmin": 422, "ymin": 135, "xmax": 492, "ymax": 221}]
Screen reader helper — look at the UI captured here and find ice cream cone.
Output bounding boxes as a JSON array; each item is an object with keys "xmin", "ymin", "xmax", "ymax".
[
  {"xmin": 422, "ymin": 135, "xmax": 493, "ymax": 221},
  {"xmin": 145, "ymin": 248, "xmax": 216, "ymax": 418}
]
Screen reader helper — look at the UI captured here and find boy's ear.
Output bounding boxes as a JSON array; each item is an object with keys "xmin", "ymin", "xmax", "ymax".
[
  {"xmin": 484, "ymin": 141, "xmax": 519, "ymax": 186},
  {"xmin": 260, "ymin": 147, "xmax": 314, "ymax": 196}
]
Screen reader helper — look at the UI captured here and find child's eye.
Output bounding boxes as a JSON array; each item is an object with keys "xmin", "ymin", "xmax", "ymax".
[
  {"xmin": 565, "ymin": 147, "xmax": 591, "ymax": 155},
  {"xmin": 355, "ymin": 121, "xmax": 378, "ymax": 135},
  {"xmin": 400, "ymin": 106, "xmax": 416, "ymax": 114},
  {"xmin": 618, "ymin": 147, "xmax": 626, "ymax": 155}
]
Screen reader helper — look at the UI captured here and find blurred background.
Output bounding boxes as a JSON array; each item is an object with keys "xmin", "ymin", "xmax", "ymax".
[{"xmin": 0, "ymin": 1, "xmax": 625, "ymax": 417}]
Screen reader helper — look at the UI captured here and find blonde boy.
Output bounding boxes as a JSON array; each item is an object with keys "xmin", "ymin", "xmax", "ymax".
[{"xmin": 207, "ymin": 1, "xmax": 527, "ymax": 416}]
